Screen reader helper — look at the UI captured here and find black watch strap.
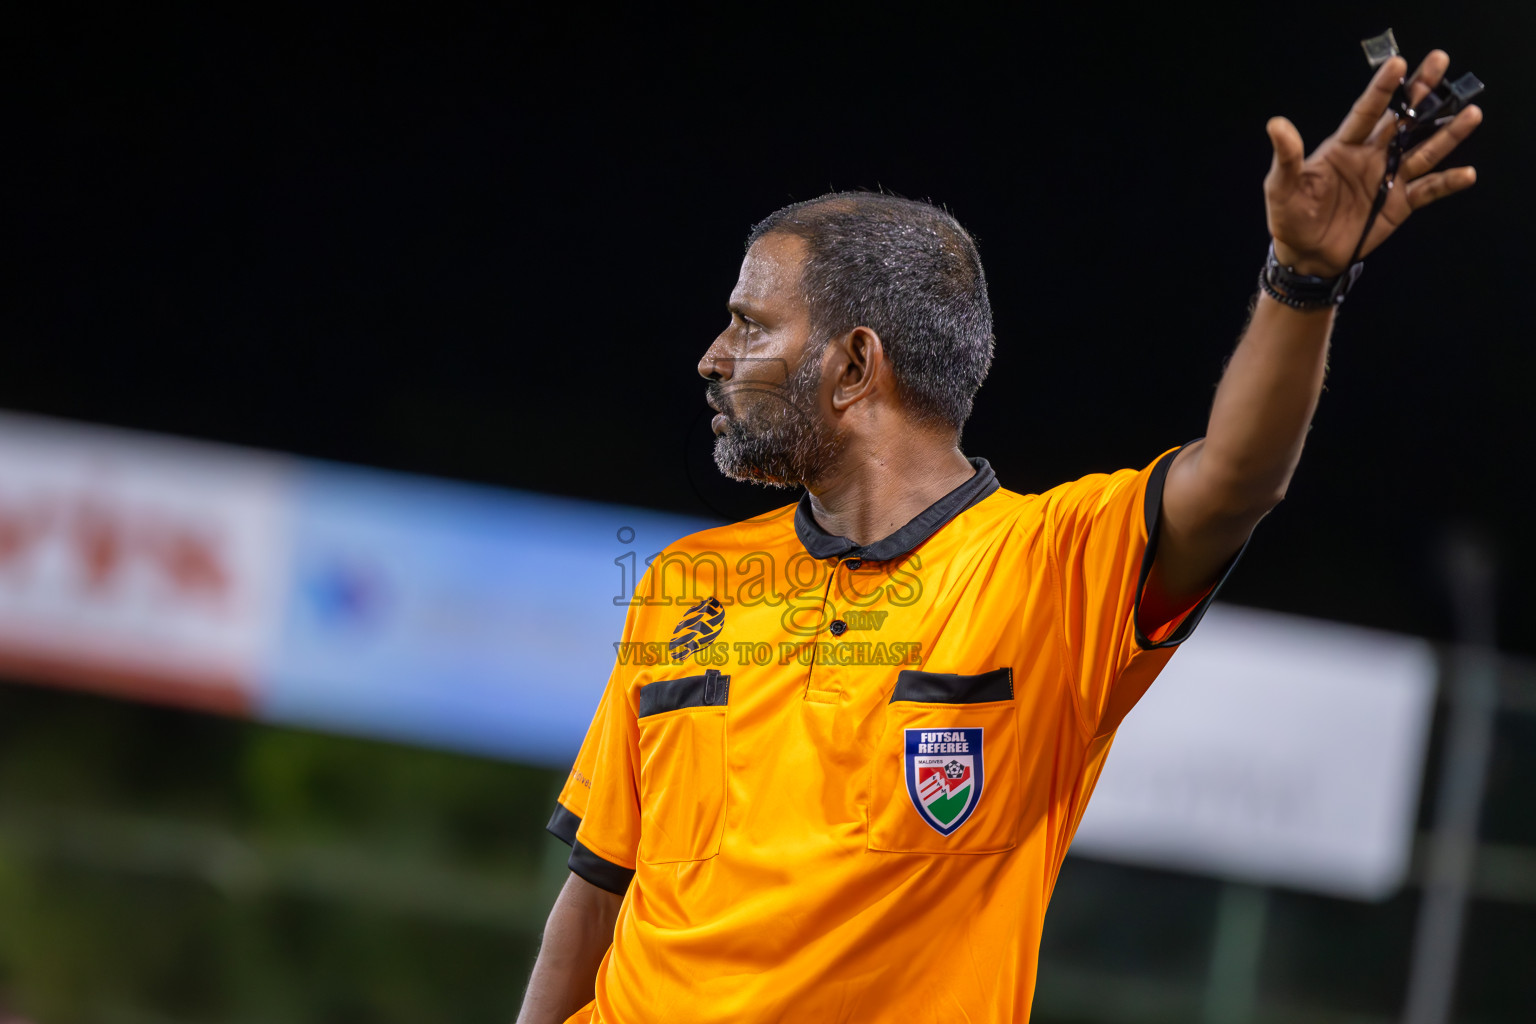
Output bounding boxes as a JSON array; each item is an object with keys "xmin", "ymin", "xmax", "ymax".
[{"xmin": 1259, "ymin": 242, "xmax": 1364, "ymax": 311}]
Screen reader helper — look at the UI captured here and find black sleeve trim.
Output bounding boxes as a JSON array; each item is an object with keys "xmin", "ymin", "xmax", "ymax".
[
  {"xmin": 569, "ymin": 840, "xmax": 635, "ymax": 895},
  {"xmin": 1133, "ymin": 441, "xmax": 1249, "ymax": 651},
  {"xmin": 891, "ymin": 667, "xmax": 1014, "ymax": 704},
  {"xmin": 546, "ymin": 803, "xmax": 581, "ymax": 847},
  {"xmin": 637, "ymin": 669, "xmax": 730, "ymax": 718}
]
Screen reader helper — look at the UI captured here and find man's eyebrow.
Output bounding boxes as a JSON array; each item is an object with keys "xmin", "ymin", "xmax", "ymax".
[{"xmin": 727, "ymin": 301, "xmax": 764, "ymax": 321}]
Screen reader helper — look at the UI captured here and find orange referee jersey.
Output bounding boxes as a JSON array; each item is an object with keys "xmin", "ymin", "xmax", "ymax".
[{"xmin": 546, "ymin": 448, "xmax": 1233, "ymax": 1023}]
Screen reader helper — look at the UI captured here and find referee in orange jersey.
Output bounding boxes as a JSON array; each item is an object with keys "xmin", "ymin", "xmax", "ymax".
[{"xmin": 518, "ymin": 49, "xmax": 1481, "ymax": 1024}]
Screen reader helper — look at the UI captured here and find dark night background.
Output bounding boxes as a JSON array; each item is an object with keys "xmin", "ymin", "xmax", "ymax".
[{"xmin": 3, "ymin": 4, "xmax": 1534, "ymax": 1021}]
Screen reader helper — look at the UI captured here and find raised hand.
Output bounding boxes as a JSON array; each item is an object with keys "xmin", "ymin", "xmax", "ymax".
[{"xmin": 1264, "ymin": 50, "xmax": 1482, "ymax": 277}]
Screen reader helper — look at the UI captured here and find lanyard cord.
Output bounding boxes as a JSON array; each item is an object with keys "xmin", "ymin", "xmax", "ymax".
[{"xmin": 1346, "ymin": 118, "xmax": 1407, "ymax": 269}]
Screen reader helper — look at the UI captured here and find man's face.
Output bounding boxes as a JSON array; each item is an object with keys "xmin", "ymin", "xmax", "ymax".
[{"xmin": 698, "ymin": 232, "xmax": 845, "ymax": 489}]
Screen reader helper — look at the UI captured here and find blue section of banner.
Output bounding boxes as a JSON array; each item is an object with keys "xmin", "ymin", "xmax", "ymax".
[{"xmin": 257, "ymin": 460, "xmax": 715, "ymax": 766}]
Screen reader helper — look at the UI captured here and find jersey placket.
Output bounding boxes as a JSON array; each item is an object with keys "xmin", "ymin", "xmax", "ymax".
[{"xmin": 802, "ymin": 555, "xmax": 888, "ymax": 704}]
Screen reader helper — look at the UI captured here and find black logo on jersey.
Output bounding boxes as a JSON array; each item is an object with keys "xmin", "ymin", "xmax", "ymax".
[{"xmin": 669, "ymin": 597, "xmax": 725, "ymax": 659}]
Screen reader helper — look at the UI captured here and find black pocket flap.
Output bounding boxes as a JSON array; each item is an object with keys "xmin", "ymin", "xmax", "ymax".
[
  {"xmin": 639, "ymin": 670, "xmax": 731, "ymax": 718},
  {"xmin": 890, "ymin": 667, "xmax": 1013, "ymax": 704}
]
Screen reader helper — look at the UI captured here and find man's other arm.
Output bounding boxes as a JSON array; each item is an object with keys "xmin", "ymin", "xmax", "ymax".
[
  {"xmin": 516, "ymin": 873, "xmax": 623, "ymax": 1024},
  {"xmin": 1145, "ymin": 47, "xmax": 1481, "ymax": 624}
]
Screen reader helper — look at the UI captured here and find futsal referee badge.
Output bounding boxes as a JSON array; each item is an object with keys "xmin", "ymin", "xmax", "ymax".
[{"xmin": 904, "ymin": 727, "xmax": 984, "ymax": 835}]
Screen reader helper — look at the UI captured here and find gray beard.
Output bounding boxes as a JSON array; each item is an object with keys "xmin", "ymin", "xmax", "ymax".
[{"xmin": 710, "ymin": 353, "xmax": 845, "ymax": 490}]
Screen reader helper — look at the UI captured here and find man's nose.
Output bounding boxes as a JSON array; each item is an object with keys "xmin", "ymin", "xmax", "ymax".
[{"xmin": 698, "ymin": 334, "xmax": 735, "ymax": 381}]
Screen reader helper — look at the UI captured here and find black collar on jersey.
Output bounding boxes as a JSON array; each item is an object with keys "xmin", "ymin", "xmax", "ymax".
[{"xmin": 794, "ymin": 457, "xmax": 1000, "ymax": 561}]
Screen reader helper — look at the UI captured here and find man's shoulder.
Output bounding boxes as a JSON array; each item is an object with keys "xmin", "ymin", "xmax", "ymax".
[
  {"xmin": 961, "ymin": 461, "xmax": 1154, "ymax": 542},
  {"xmin": 1003, "ymin": 456, "xmax": 1167, "ymax": 512},
  {"xmin": 656, "ymin": 501, "xmax": 800, "ymax": 559},
  {"xmin": 961, "ymin": 482, "xmax": 1040, "ymax": 524}
]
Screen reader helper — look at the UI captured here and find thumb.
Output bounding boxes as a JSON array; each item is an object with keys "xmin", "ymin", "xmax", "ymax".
[{"xmin": 1265, "ymin": 116, "xmax": 1304, "ymax": 191}]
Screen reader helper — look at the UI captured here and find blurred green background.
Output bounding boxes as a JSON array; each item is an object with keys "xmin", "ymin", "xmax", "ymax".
[{"xmin": 0, "ymin": 680, "xmax": 564, "ymax": 1024}]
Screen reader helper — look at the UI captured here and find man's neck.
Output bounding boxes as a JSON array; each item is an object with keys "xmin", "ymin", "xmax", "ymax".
[{"xmin": 804, "ymin": 436, "xmax": 976, "ymax": 548}]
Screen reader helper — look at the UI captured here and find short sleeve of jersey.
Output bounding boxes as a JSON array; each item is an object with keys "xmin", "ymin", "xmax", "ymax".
[
  {"xmin": 1045, "ymin": 445, "xmax": 1232, "ymax": 738},
  {"xmin": 547, "ymin": 683, "xmax": 606, "ymax": 842},
  {"xmin": 546, "ymin": 573, "xmax": 648, "ymax": 895}
]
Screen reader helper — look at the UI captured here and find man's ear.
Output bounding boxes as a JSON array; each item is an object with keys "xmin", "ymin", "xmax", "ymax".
[{"xmin": 830, "ymin": 326, "xmax": 885, "ymax": 412}]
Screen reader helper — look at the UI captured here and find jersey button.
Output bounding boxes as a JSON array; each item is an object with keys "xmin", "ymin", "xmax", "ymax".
[
  {"xmin": 845, "ymin": 558, "xmax": 863, "ymax": 570},
  {"xmin": 829, "ymin": 619, "xmax": 848, "ymax": 636}
]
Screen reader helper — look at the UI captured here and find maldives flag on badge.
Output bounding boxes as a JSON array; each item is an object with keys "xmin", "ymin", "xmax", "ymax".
[{"xmin": 904, "ymin": 727, "xmax": 984, "ymax": 835}]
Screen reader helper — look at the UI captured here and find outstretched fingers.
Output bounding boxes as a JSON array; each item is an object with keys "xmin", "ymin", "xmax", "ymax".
[
  {"xmin": 1401, "ymin": 104, "xmax": 1483, "ymax": 180},
  {"xmin": 1405, "ymin": 165, "xmax": 1478, "ymax": 211},
  {"xmin": 1367, "ymin": 50, "xmax": 1454, "ymax": 148},
  {"xmin": 1407, "ymin": 50, "xmax": 1451, "ymax": 109},
  {"xmin": 1338, "ymin": 55, "xmax": 1408, "ymax": 144}
]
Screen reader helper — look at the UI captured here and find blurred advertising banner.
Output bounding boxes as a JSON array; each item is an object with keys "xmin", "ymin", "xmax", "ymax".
[
  {"xmin": 0, "ymin": 411, "xmax": 711, "ymax": 762},
  {"xmin": 257, "ymin": 463, "xmax": 709, "ymax": 765},
  {"xmin": 1071, "ymin": 603, "xmax": 1437, "ymax": 900},
  {"xmin": 0, "ymin": 412, "xmax": 290, "ymax": 713}
]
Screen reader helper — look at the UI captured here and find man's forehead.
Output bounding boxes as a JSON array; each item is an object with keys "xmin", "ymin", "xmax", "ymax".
[{"xmin": 730, "ymin": 232, "xmax": 806, "ymax": 308}]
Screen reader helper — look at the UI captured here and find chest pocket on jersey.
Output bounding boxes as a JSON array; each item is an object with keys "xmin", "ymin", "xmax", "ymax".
[
  {"xmin": 867, "ymin": 668, "xmax": 1021, "ymax": 854},
  {"xmin": 636, "ymin": 671, "xmax": 730, "ymax": 865}
]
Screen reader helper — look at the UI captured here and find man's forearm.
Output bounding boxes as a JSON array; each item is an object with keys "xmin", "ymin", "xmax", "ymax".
[
  {"xmin": 517, "ymin": 873, "xmax": 623, "ymax": 1024},
  {"xmin": 1197, "ymin": 290, "xmax": 1334, "ymax": 514},
  {"xmin": 1151, "ymin": 289, "xmax": 1333, "ymax": 606}
]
